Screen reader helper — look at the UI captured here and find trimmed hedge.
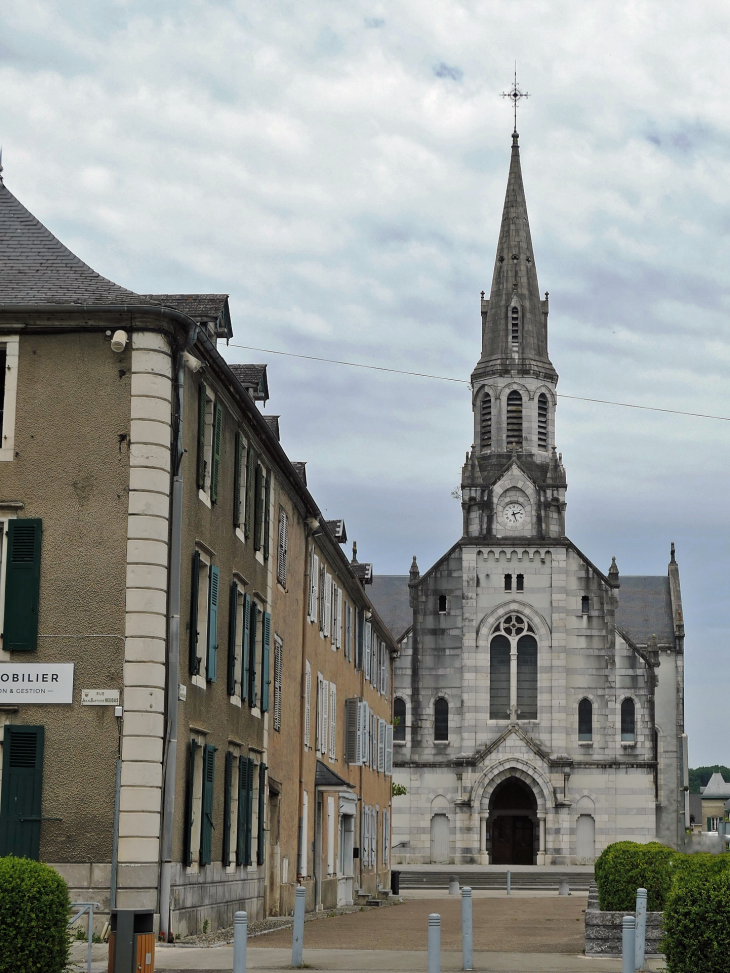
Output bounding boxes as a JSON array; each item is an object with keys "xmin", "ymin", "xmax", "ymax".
[
  {"xmin": 595, "ymin": 840, "xmax": 675, "ymax": 912},
  {"xmin": 663, "ymin": 870, "xmax": 730, "ymax": 973},
  {"xmin": 0, "ymin": 857, "xmax": 70, "ymax": 973}
]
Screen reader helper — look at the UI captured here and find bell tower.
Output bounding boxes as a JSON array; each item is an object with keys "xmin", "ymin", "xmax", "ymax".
[{"xmin": 462, "ymin": 131, "xmax": 566, "ymax": 540}]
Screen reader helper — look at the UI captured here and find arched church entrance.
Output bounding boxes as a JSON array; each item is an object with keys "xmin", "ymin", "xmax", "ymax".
[{"xmin": 488, "ymin": 777, "xmax": 537, "ymax": 865}]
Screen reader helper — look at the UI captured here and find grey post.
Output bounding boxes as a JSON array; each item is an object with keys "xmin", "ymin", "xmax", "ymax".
[
  {"xmin": 461, "ymin": 887, "xmax": 473, "ymax": 971},
  {"xmin": 634, "ymin": 888, "xmax": 647, "ymax": 971},
  {"xmin": 233, "ymin": 911, "xmax": 247, "ymax": 973},
  {"xmin": 559, "ymin": 879, "xmax": 569, "ymax": 896},
  {"xmin": 506, "ymin": 870, "xmax": 511, "ymax": 895},
  {"xmin": 622, "ymin": 915, "xmax": 636, "ymax": 973},
  {"xmin": 292, "ymin": 885, "xmax": 306, "ymax": 967},
  {"xmin": 428, "ymin": 913, "xmax": 441, "ymax": 973},
  {"xmin": 449, "ymin": 875, "xmax": 460, "ymax": 896}
]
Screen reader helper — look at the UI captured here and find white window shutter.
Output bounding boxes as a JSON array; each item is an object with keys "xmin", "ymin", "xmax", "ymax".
[
  {"xmin": 309, "ymin": 553, "xmax": 319, "ymax": 621},
  {"xmin": 360, "ymin": 701, "xmax": 369, "ymax": 765},
  {"xmin": 277, "ymin": 508, "xmax": 288, "ymax": 586},
  {"xmin": 329, "ymin": 683, "xmax": 337, "ymax": 759},
  {"xmin": 324, "ymin": 573, "xmax": 332, "ymax": 636},
  {"xmin": 355, "ymin": 700, "xmax": 364, "ymax": 765},
  {"xmin": 383, "ymin": 810, "xmax": 390, "ymax": 865},
  {"xmin": 315, "ymin": 672, "xmax": 322, "ymax": 751},
  {"xmin": 364, "ymin": 623, "xmax": 371, "ymax": 680},
  {"xmin": 378, "ymin": 718, "xmax": 385, "ymax": 773},
  {"xmin": 319, "ymin": 564, "xmax": 326, "ymax": 632},
  {"xmin": 304, "ymin": 661, "xmax": 312, "ymax": 748},
  {"xmin": 322, "ymin": 679, "xmax": 329, "ymax": 756},
  {"xmin": 385, "ymin": 723, "xmax": 393, "ymax": 775}
]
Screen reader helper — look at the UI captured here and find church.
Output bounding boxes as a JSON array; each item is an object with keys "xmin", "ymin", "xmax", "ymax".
[{"xmin": 369, "ymin": 130, "xmax": 688, "ymax": 866}]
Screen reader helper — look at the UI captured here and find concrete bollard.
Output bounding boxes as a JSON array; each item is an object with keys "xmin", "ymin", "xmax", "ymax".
[
  {"xmin": 292, "ymin": 886, "xmax": 306, "ymax": 968},
  {"xmin": 622, "ymin": 915, "xmax": 636, "ymax": 973},
  {"xmin": 449, "ymin": 875, "xmax": 460, "ymax": 896},
  {"xmin": 559, "ymin": 880, "xmax": 569, "ymax": 896},
  {"xmin": 461, "ymin": 887, "xmax": 473, "ymax": 971},
  {"xmin": 233, "ymin": 911, "xmax": 247, "ymax": 973},
  {"xmin": 506, "ymin": 870, "xmax": 511, "ymax": 895},
  {"xmin": 634, "ymin": 888, "xmax": 647, "ymax": 971},
  {"xmin": 428, "ymin": 913, "xmax": 441, "ymax": 973}
]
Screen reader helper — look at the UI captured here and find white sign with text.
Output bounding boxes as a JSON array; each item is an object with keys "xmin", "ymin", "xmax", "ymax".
[
  {"xmin": 0, "ymin": 663, "xmax": 75, "ymax": 703},
  {"xmin": 81, "ymin": 689, "xmax": 120, "ymax": 706}
]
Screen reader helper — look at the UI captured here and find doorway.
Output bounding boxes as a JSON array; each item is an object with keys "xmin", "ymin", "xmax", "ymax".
[
  {"xmin": 430, "ymin": 814, "xmax": 450, "ymax": 863},
  {"xmin": 488, "ymin": 777, "xmax": 537, "ymax": 865}
]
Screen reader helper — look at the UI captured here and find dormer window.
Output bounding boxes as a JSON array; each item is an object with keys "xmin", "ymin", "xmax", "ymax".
[{"xmin": 511, "ymin": 306, "xmax": 519, "ymax": 347}]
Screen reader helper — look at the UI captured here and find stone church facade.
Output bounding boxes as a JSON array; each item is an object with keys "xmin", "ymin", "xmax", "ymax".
[{"xmin": 369, "ymin": 132, "xmax": 688, "ymax": 866}]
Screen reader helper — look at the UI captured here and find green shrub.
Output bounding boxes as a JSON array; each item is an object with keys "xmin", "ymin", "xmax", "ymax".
[
  {"xmin": 670, "ymin": 852, "xmax": 730, "ymax": 891},
  {"xmin": 0, "ymin": 856, "xmax": 70, "ymax": 973},
  {"xmin": 595, "ymin": 840, "xmax": 675, "ymax": 911},
  {"xmin": 663, "ymin": 870, "xmax": 730, "ymax": 972}
]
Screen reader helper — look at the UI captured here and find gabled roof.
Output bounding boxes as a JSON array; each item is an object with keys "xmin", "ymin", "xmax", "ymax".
[
  {"xmin": 616, "ymin": 577, "xmax": 674, "ymax": 644},
  {"xmin": 315, "ymin": 759, "xmax": 354, "ymax": 789},
  {"xmin": 325, "ymin": 519, "xmax": 347, "ymax": 544},
  {"xmin": 369, "ymin": 575, "xmax": 411, "ymax": 640},
  {"xmin": 702, "ymin": 772, "xmax": 730, "ymax": 800},
  {"xmin": 230, "ymin": 363, "xmax": 269, "ymax": 403},
  {"xmin": 0, "ymin": 183, "xmax": 143, "ymax": 305},
  {"xmin": 141, "ymin": 293, "xmax": 232, "ymax": 338}
]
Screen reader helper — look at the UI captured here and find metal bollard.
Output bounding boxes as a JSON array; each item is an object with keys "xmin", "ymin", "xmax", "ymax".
[
  {"xmin": 292, "ymin": 886, "xmax": 306, "ymax": 968},
  {"xmin": 634, "ymin": 888, "xmax": 647, "ymax": 971},
  {"xmin": 622, "ymin": 915, "xmax": 636, "ymax": 973},
  {"xmin": 461, "ymin": 887, "xmax": 473, "ymax": 971},
  {"xmin": 428, "ymin": 914, "xmax": 441, "ymax": 973},
  {"xmin": 506, "ymin": 870, "xmax": 511, "ymax": 895},
  {"xmin": 233, "ymin": 911, "xmax": 247, "ymax": 973},
  {"xmin": 449, "ymin": 875, "xmax": 460, "ymax": 896}
]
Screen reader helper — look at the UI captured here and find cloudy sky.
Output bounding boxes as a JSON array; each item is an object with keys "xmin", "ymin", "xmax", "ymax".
[{"xmin": 3, "ymin": 0, "xmax": 730, "ymax": 764}]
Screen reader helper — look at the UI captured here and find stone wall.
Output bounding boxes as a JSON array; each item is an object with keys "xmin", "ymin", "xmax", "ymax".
[{"xmin": 584, "ymin": 884, "xmax": 663, "ymax": 956}]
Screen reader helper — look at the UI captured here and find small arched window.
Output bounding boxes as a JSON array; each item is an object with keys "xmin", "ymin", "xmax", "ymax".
[
  {"xmin": 621, "ymin": 698, "xmax": 636, "ymax": 742},
  {"xmin": 578, "ymin": 698, "xmax": 592, "ymax": 741},
  {"xmin": 511, "ymin": 305, "xmax": 519, "ymax": 346},
  {"xmin": 481, "ymin": 393, "xmax": 492, "ymax": 451},
  {"xmin": 394, "ymin": 697, "xmax": 406, "ymax": 742},
  {"xmin": 434, "ymin": 698, "xmax": 449, "ymax": 741},
  {"xmin": 581, "ymin": 595, "xmax": 590, "ymax": 614},
  {"xmin": 537, "ymin": 393, "xmax": 548, "ymax": 451},
  {"xmin": 506, "ymin": 391, "xmax": 523, "ymax": 448},
  {"xmin": 438, "ymin": 595, "xmax": 447, "ymax": 614}
]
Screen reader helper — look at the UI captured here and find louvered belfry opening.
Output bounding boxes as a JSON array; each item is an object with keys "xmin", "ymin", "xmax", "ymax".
[
  {"xmin": 481, "ymin": 393, "xmax": 492, "ymax": 451},
  {"xmin": 537, "ymin": 393, "xmax": 548, "ymax": 450},
  {"xmin": 506, "ymin": 391, "xmax": 523, "ymax": 448},
  {"xmin": 511, "ymin": 305, "xmax": 519, "ymax": 347}
]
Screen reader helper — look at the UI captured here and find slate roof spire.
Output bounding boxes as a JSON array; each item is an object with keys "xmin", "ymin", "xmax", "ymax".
[{"xmin": 476, "ymin": 132, "xmax": 556, "ymax": 381}]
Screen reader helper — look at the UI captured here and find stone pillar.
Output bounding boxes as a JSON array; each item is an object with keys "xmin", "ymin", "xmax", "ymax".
[
  {"xmin": 479, "ymin": 815, "xmax": 489, "ymax": 865},
  {"xmin": 537, "ymin": 812, "xmax": 546, "ymax": 865}
]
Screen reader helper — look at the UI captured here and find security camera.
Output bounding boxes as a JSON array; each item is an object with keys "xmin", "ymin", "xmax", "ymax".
[{"xmin": 110, "ymin": 330, "xmax": 128, "ymax": 353}]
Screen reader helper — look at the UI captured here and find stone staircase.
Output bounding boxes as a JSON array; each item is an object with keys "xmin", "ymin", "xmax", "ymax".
[{"xmin": 397, "ymin": 867, "xmax": 594, "ymax": 892}]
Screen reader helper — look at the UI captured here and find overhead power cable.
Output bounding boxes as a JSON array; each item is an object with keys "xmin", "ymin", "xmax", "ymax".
[{"xmin": 227, "ymin": 342, "xmax": 730, "ymax": 424}]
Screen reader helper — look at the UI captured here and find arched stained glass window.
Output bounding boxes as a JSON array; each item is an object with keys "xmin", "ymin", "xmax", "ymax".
[
  {"xmin": 434, "ymin": 698, "xmax": 449, "ymax": 741},
  {"xmin": 621, "ymin": 698, "xmax": 635, "ymax": 742},
  {"xmin": 578, "ymin": 698, "xmax": 592, "ymax": 741}
]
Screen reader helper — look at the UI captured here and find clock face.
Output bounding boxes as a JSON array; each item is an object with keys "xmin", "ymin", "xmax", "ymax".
[{"xmin": 503, "ymin": 502, "xmax": 525, "ymax": 526}]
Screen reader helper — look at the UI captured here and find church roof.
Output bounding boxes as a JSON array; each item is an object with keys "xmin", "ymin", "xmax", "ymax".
[
  {"xmin": 475, "ymin": 133, "xmax": 555, "ymax": 378},
  {"xmin": 369, "ymin": 569, "xmax": 677, "ymax": 647}
]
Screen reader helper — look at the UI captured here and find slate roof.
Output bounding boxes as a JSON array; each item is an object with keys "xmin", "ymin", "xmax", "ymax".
[
  {"xmin": 616, "ymin": 576, "xmax": 674, "ymax": 644},
  {"xmin": 291, "ymin": 462, "xmax": 307, "ymax": 486},
  {"xmin": 0, "ymin": 183, "xmax": 144, "ymax": 305},
  {"xmin": 230, "ymin": 363, "xmax": 269, "ymax": 402},
  {"xmin": 702, "ymin": 772, "xmax": 730, "ymax": 800},
  {"xmin": 325, "ymin": 519, "xmax": 347, "ymax": 544},
  {"xmin": 314, "ymin": 759, "xmax": 354, "ymax": 789},
  {"xmin": 262, "ymin": 415, "xmax": 280, "ymax": 441},
  {"xmin": 369, "ymin": 571, "xmax": 676, "ymax": 647},
  {"xmin": 141, "ymin": 293, "xmax": 229, "ymax": 321}
]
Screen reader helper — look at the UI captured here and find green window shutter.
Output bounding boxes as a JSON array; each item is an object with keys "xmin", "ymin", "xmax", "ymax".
[
  {"xmin": 197, "ymin": 384, "xmax": 207, "ymax": 489},
  {"xmin": 184, "ymin": 740, "xmax": 198, "ymax": 867},
  {"xmin": 263, "ymin": 472, "xmax": 271, "ymax": 560},
  {"xmin": 206, "ymin": 565, "xmax": 219, "ymax": 683},
  {"xmin": 189, "ymin": 552, "xmax": 201, "ymax": 676},
  {"xmin": 210, "ymin": 402, "xmax": 223, "ymax": 503},
  {"xmin": 223, "ymin": 750, "xmax": 233, "ymax": 865},
  {"xmin": 3, "ymin": 519, "xmax": 42, "ymax": 652},
  {"xmin": 227, "ymin": 582, "xmax": 238, "ymax": 696},
  {"xmin": 261, "ymin": 612, "xmax": 271, "ymax": 713},
  {"xmin": 256, "ymin": 762, "xmax": 267, "ymax": 865},
  {"xmin": 236, "ymin": 755, "xmax": 247, "ymax": 866},
  {"xmin": 200, "ymin": 744, "xmax": 216, "ymax": 866},
  {"xmin": 244, "ymin": 449, "xmax": 256, "ymax": 539},
  {"xmin": 0, "ymin": 725, "xmax": 44, "ymax": 859},
  {"xmin": 248, "ymin": 602, "xmax": 258, "ymax": 705},
  {"xmin": 233, "ymin": 432, "xmax": 244, "ymax": 528},
  {"xmin": 241, "ymin": 593, "xmax": 251, "ymax": 703},
  {"xmin": 245, "ymin": 758, "xmax": 255, "ymax": 865},
  {"xmin": 253, "ymin": 464, "xmax": 264, "ymax": 550}
]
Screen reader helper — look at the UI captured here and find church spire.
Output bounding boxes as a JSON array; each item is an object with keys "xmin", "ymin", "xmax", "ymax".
[{"xmin": 475, "ymin": 132, "xmax": 555, "ymax": 381}]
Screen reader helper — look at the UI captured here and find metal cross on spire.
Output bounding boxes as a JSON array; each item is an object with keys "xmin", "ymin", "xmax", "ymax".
[{"xmin": 502, "ymin": 66, "xmax": 529, "ymax": 134}]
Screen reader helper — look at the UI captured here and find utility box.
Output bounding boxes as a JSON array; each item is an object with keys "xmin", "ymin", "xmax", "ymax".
[{"xmin": 108, "ymin": 910, "xmax": 155, "ymax": 973}]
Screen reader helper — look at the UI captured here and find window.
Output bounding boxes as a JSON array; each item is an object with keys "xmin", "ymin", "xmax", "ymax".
[
  {"xmin": 206, "ymin": 565, "xmax": 220, "ymax": 683},
  {"xmin": 490, "ymin": 635, "xmax": 511, "ymax": 719},
  {"xmin": 184, "ymin": 736, "xmax": 207, "ymax": 868},
  {"xmin": 244, "ymin": 447, "xmax": 256, "ymax": 539},
  {"xmin": 253, "ymin": 463, "xmax": 265, "ymax": 551},
  {"xmin": 511, "ymin": 305, "xmax": 519, "ymax": 346},
  {"xmin": 233, "ymin": 432, "xmax": 247, "ymax": 530},
  {"xmin": 578, "ymin": 698, "xmax": 593, "ymax": 742},
  {"xmin": 304, "ymin": 661, "xmax": 312, "ymax": 748},
  {"xmin": 506, "ymin": 390, "xmax": 523, "ymax": 447},
  {"xmin": 227, "ymin": 581, "xmax": 245, "ymax": 698},
  {"xmin": 273, "ymin": 636, "xmax": 283, "ymax": 732},
  {"xmin": 200, "ymin": 744, "xmax": 217, "ymax": 865},
  {"xmin": 537, "ymin": 393, "xmax": 548, "ymax": 450},
  {"xmin": 481, "ymin": 393, "xmax": 492, "ymax": 451},
  {"xmin": 377, "ymin": 718, "xmax": 386, "ymax": 771},
  {"xmin": 516, "ymin": 574, "xmax": 524, "ymax": 592},
  {"xmin": 223, "ymin": 750, "xmax": 235, "ymax": 865},
  {"xmin": 307, "ymin": 548, "xmax": 319, "ymax": 622},
  {"xmin": 275, "ymin": 508, "xmax": 288, "ymax": 586},
  {"xmin": 344, "ymin": 697, "xmax": 364, "ymax": 765},
  {"xmin": 261, "ymin": 611, "xmax": 272, "ymax": 713},
  {"xmin": 236, "ymin": 755, "xmax": 255, "ymax": 866},
  {"xmin": 0, "ymin": 337, "xmax": 20, "ymax": 462},
  {"xmin": 196, "ymin": 384, "xmax": 215, "ymax": 496},
  {"xmin": 248, "ymin": 601, "xmax": 259, "ymax": 705},
  {"xmin": 516, "ymin": 635, "xmax": 537, "ymax": 719},
  {"xmin": 364, "ymin": 622, "xmax": 372, "ymax": 680},
  {"xmin": 383, "ymin": 809, "xmax": 390, "ymax": 866},
  {"xmin": 621, "ymin": 698, "xmax": 636, "ymax": 742},
  {"xmin": 210, "ymin": 403, "xmax": 223, "ymax": 503},
  {"xmin": 394, "ymin": 698, "xmax": 406, "ymax": 742},
  {"xmin": 3, "ymin": 519, "xmax": 42, "ymax": 652},
  {"xmin": 189, "ymin": 551, "xmax": 211, "ymax": 679},
  {"xmin": 581, "ymin": 595, "xmax": 590, "ymax": 614},
  {"xmin": 434, "ymin": 698, "xmax": 449, "ymax": 741},
  {"xmin": 504, "ymin": 574, "xmax": 512, "ymax": 592},
  {"xmin": 490, "ymin": 614, "xmax": 537, "ymax": 721},
  {"xmin": 256, "ymin": 762, "xmax": 267, "ymax": 865},
  {"xmin": 344, "ymin": 602, "xmax": 353, "ymax": 662},
  {"xmin": 385, "ymin": 724, "xmax": 393, "ymax": 774},
  {"xmin": 438, "ymin": 595, "xmax": 447, "ymax": 614},
  {"xmin": 0, "ymin": 725, "xmax": 44, "ymax": 859},
  {"xmin": 316, "ymin": 673, "xmax": 329, "ymax": 755},
  {"xmin": 329, "ymin": 683, "xmax": 337, "ymax": 759}
]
